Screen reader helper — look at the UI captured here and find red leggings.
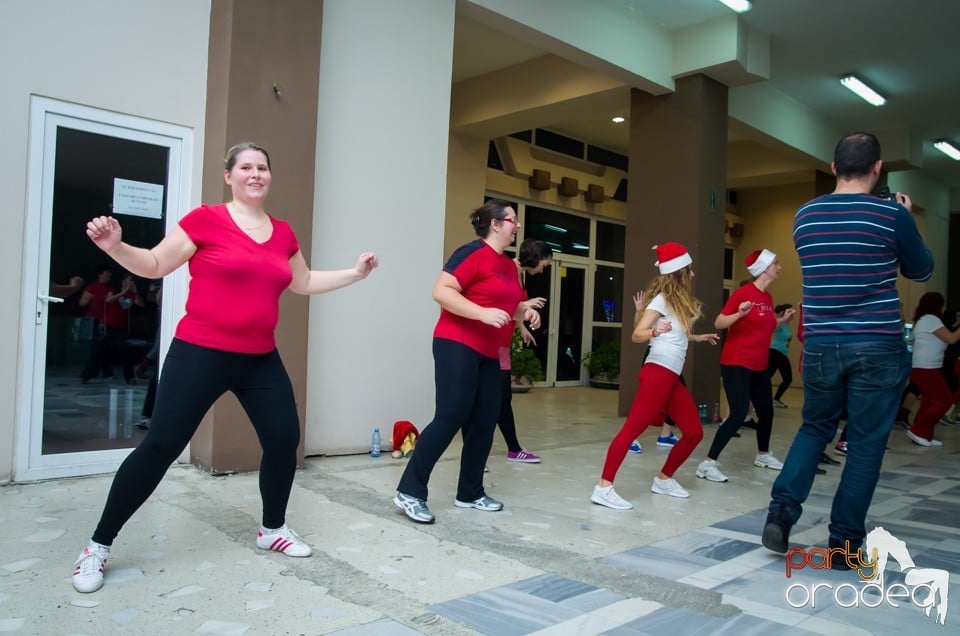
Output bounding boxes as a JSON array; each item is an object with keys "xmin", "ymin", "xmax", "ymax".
[
  {"xmin": 909, "ymin": 366, "xmax": 960, "ymax": 441},
  {"xmin": 601, "ymin": 363, "xmax": 704, "ymax": 481}
]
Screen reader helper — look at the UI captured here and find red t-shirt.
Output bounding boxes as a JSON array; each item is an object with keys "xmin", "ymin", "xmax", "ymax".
[
  {"xmin": 719, "ymin": 282, "xmax": 776, "ymax": 371},
  {"xmin": 433, "ymin": 240, "xmax": 524, "ymax": 358},
  {"xmin": 103, "ymin": 289, "xmax": 137, "ymax": 330},
  {"xmin": 83, "ymin": 281, "xmax": 113, "ymax": 320},
  {"xmin": 174, "ymin": 203, "xmax": 300, "ymax": 354}
]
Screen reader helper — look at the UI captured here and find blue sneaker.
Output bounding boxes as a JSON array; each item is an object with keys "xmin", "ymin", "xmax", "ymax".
[
  {"xmin": 656, "ymin": 433, "xmax": 680, "ymax": 448},
  {"xmin": 628, "ymin": 440, "xmax": 642, "ymax": 454}
]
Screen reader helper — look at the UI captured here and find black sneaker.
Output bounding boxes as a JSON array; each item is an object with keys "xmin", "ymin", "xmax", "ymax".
[
  {"xmin": 761, "ymin": 507, "xmax": 793, "ymax": 554},
  {"xmin": 741, "ymin": 418, "xmax": 759, "ymax": 430},
  {"xmin": 819, "ymin": 453, "xmax": 841, "ymax": 465}
]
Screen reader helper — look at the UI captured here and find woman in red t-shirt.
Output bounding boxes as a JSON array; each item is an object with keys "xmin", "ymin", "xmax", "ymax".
[
  {"xmin": 78, "ymin": 265, "xmax": 116, "ymax": 382},
  {"xmin": 100, "ymin": 273, "xmax": 144, "ymax": 384},
  {"xmin": 394, "ymin": 200, "xmax": 540, "ymax": 524},
  {"xmin": 71, "ymin": 142, "xmax": 378, "ymax": 594},
  {"xmin": 696, "ymin": 249, "xmax": 795, "ymax": 484}
]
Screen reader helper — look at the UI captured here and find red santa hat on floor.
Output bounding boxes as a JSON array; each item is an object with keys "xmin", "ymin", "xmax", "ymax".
[
  {"xmin": 746, "ymin": 248, "xmax": 776, "ymax": 277},
  {"xmin": 653, "ymin": 242, "xmax": 693, "ymax": 274}
]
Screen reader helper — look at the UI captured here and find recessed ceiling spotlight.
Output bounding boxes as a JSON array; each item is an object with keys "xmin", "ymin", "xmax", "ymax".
[
  {"xmin": 718, "ymin": 0, "xmax": 752, "ymax": 12},
  {"xmin": 933, "ymin": 139, "xmax": 960, "ymax": 160},
  {"xmin": 611, "ymin": 116, "xmax": 625, "ymax": 123},
  {"xmin": 840, "ymin": 74, "xmax": 886, "ymax": 107}
]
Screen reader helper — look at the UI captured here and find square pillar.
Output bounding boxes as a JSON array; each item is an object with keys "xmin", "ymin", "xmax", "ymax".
[{"xmin": 620, "ymin": 75, "xmax": 728, "ymax": 415}]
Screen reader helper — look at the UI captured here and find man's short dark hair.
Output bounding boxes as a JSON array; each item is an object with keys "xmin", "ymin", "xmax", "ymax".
[{"xmin": 834, "ymin": 132, "xmax": 881, "ymax": 178}]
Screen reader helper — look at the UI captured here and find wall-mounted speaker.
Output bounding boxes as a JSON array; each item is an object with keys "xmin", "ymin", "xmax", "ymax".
[
  {"xmin": 529, "ymin": 169, "xmax": 551, "ymax": 190},
  {"xmin": 558, "ymin": 176, "xmax": 579, "ymax": 197},
  {"xmin": 584, "ymin": 183, "xmax": 605, "ymax": 203}
]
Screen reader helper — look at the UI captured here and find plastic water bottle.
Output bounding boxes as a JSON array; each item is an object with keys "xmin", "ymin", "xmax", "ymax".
[
  {"xmin": 712, "ymin": 403, "xmax": 722, "ymax": 423},
  {"xmin": 903, "ymin": 323, "xmax": 915, "ymax": 353},
  {"xmin": 370, "ymin": 428, "xmax": 381, "ymax": 457},
  {"xmin": 698, "ymin": 404, "xmax": 708, "ymax": 423}
]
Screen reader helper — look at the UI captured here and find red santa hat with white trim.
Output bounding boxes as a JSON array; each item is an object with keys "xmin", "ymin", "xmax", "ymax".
[
  {"xmin": 745, "ymin": 248, "xmax": 776, "ymax": 277},
  {"xmin": 653, "ymin": 242, "xmax": 693, "ymax": 274}
]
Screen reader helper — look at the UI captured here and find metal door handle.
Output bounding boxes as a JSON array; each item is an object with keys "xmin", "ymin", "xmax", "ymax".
[{"xmin": 38, "ymin": 294, "xmax": 65, "ymax": 304}]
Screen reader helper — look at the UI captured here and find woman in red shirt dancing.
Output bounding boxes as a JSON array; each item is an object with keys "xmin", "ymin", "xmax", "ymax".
[
  {"xmin": 71, "ymin": 142, "xmax": 378, "ymax": 593},
  {"xmin": 697, "ymin": 249, "xmax": 795, "ymax": 483}
]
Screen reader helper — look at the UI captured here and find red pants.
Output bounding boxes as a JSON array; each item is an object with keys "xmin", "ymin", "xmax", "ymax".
[
  {"xmin": 909, "ymin": 366, "xmax": 960, "ymax": 441},
  {"xmin": 601, "ymin": 363, "xmax": 703, "ymax": 481}
]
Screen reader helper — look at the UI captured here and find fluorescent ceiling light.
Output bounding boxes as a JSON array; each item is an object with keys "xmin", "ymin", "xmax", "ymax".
[
  {"xmin": 840, "ymin": 74, "xmax": 886, "ymax": 107},
  {"xmin": 934, "ymin": 139, "xmax": 960, "ymax": 160},
  {"xmin": 718, "ymin": 0, "xmax": 751, "ymax": 12},
  {"xmin": 543, "ymin": 224, "xmax": 567, "ymax": 233},
  {"xmin": 611, "ymin": 116, "xmax": 625, "ymax": 123}
]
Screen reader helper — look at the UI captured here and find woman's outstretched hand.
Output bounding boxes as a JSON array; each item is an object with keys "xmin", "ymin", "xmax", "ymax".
[{"xmin": 354, "ymin": 252, "xmax": 379, "ymax": 279}]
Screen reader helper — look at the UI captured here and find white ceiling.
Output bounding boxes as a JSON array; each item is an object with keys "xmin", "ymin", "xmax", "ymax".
[{"xmin": 452, "ymin": 0, "xmax": 960, "ymax": 197}]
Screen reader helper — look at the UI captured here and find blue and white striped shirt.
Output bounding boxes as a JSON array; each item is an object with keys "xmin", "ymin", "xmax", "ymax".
[{"xmin": 793, "ymin": 193, "xmax": 933, "ymax": 341}]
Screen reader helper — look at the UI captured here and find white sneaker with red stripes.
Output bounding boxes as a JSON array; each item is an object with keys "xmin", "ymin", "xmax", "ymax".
[
  {"xmin": 256, "ymin": 524, "xmax": 312, "ymax": 557},
  {"xmin": 72, "ymin": 542, "xmax": 110, "ymax": 593}
]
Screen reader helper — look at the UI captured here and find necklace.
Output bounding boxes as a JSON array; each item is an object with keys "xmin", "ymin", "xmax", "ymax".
[{"xmin": 241, "ymin": 215, "xmax": 270, "ymax": 233}]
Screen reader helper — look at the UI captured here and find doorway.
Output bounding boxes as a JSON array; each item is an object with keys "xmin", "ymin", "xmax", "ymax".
[
  {"xmin": 17, "ymin": 97, "xmax": 190, "ymax": 481},
  {"xmin": 525, "ymin": 259, "xmax": 590, "ymax": 386}
]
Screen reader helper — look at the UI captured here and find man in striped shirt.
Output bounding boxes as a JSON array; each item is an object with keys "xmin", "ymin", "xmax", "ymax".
[{"xmin": 762, "ymin": 132, "xmax": 933, "ymax": 568}]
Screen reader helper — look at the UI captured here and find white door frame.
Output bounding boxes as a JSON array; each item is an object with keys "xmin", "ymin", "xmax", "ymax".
[{"xmin": 16, "ymin": 96, "xmax": 192, "ymax": 481}]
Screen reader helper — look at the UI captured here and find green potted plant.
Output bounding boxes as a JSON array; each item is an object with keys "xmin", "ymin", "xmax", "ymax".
[
  {"xmin": 581, "ymin": 339, "xmax": 620, "ymax": 388},
  {"xmin": 510, "ymin": 328, "xmax": 544, "ymax": 391}
]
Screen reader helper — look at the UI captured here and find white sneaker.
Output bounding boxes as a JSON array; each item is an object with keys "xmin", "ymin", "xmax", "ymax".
[
  {"xmin": 256, "ymin": 524, "xmax": 312, "ymax": 557},
  {"xmin": 591, "ymin": 484, "xmax": 633, "ymax": 509},
  {"xmin": 651, "ymin": 477, "xmax": 690, "ymax": 498},
  {"xmin": 72, "ymin": 542, "xmax": 110, "ymax": 593},
  {"xmin": 754, "ymin": 454, "xmax": 784, "ymax": 470},
  {"xmin": 907, "ymin": 430, "xmax": 942, "ymax": 447},
  {"xmin": 696, "ymin": 460, "xmax": 728, "ymax": 482}
]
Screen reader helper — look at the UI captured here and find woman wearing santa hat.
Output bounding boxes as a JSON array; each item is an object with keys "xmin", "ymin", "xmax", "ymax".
[
  {"xmin": 591, "ymin": 242, "xmax": 719, "ymax": 509},
  {"xmin": 696, "ymin": 248, "xmax": 795, "ymax": 483}
]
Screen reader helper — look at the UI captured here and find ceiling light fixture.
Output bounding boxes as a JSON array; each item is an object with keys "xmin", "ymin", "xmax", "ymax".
[
  {"xmin": 718, "ymin": 0, "xmax": 752, "ymax": 12},
  {"xmin": 840, "ymin": 74, "xmax": 886, "ymax": 107},
  {"xmin": 934, "ymin": 139, "xmax": 960, "ymax": 160},
  {"xmin": 611, "ymin": 116, "xmax": 625, "ymax": 123}
]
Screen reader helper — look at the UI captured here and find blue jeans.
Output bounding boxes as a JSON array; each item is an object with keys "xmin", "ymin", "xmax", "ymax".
[{"xmin": 768, "ymin": 338, "xmax": 910, "ymax": 544}]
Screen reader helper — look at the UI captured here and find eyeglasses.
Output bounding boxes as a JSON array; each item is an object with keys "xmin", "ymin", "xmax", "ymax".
[{"xmin": 500, "ymin": 217, "xmax": 518, "ymax": 225}]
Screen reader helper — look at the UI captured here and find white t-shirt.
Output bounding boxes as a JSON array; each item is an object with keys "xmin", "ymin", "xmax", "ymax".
[
  {"xmin": 644, "ymin": 293, "xmax": 688, "ymax": 375},
  {"xmin": 912, "ymin": 314, "xmax": 946, "ymax": 369}
]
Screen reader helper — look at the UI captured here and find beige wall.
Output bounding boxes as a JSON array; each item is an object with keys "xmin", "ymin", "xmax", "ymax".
[
  {"xmin": 444, "ymin": 134, "xmax": 490, "ymax": 257},
  {"xmin": 1, "ymin": 0, "xmax": 211, "ymax": 481}
]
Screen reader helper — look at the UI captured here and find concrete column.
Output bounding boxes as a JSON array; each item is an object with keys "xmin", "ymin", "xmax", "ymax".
[
  {"xmin": 193, "ymin": 0, "xmax": 323, "ymax": 472},
  {"xmin": 620, "ymin": 76, "xmax": 728, "ymax": 415},
  {"xmin": 306, "ymin": 0, "xmax": 455, "ymax": 453}
]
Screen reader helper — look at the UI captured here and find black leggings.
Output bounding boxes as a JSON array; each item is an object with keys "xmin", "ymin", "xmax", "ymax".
[
  {"xmin": 92, "ymin": 339, "xmax": 301, "ymax": 545},
  {"xmin": 497, "ymin": 370, "xmax": 522, "ymax": 452},
  {"xmin": 398, "ymin": 339, "xmax": 501, "ymax": 502},
  {"xmin": 767, "ymin": 349, "xmax": 793, "ymax": 400},
  {"xmin": 707, "ymin": 364, "xmax": 774, "ymax": 459}
]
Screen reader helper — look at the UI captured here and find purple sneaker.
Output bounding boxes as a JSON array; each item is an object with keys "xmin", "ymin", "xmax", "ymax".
[{"xmin": 506, "ymin": 449, "xmax": 541, "ymax": 463}]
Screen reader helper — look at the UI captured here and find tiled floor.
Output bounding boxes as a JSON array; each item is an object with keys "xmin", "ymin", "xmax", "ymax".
[{"xmin": 0, "ymin": 386, "xmax": 956, "ymax": 634}]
